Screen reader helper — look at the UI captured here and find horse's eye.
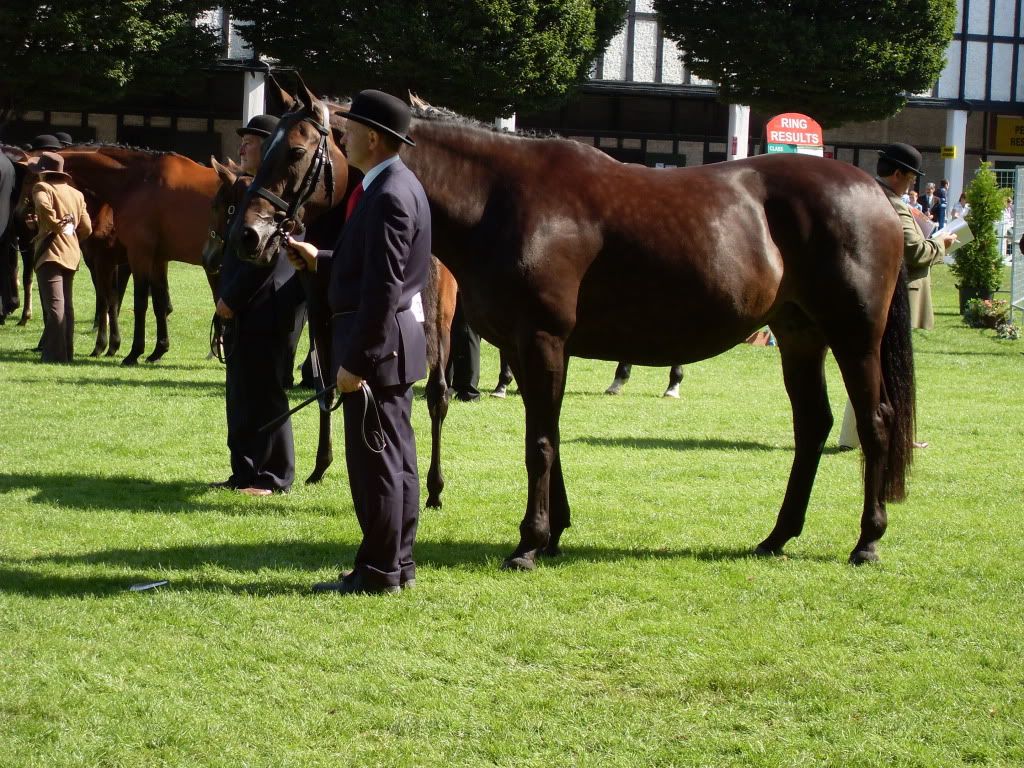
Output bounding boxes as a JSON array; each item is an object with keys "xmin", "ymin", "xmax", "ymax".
[{"xmin": 289, "ymin": 147, "xmax": 307, "ymax": 160}]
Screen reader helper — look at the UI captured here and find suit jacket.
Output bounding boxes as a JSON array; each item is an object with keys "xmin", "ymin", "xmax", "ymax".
[
  {"xmin": 219, "ymin": 239, "xmax": 306, "ymax": 336},
  {"xmin": 880, "ymin": 181, "xmax": 946, "ymax": 330},
  {"xmin": 325, "ymin": 159, "xmax": 431, "ymax": 387},
  {"xmin": 31, "ymin": 179, "xmax": 92, "ymax": 272},
  {"xmin": 0, "ymin": 154, "xmax": 14, "ymax": 240}
]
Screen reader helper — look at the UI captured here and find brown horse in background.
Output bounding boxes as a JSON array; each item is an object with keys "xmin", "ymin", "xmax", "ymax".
[
  {"xmin": 54, "ymin": 146, "xmax": 221, "ymax": 364},
  {"xmin": 385, "ymin": 99, "xmax": 913, "ymax": 569}
]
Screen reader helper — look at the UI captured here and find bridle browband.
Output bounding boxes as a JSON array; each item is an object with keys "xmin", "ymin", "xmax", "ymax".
[{"xmin": 229, "ymin": 101, "xmax": 335, "ymax": 260}]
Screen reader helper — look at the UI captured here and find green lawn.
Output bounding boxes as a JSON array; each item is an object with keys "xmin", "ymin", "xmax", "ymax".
[{"xmin": 1, "ymin": 264, "xmax": 1021, "ymax": 767}]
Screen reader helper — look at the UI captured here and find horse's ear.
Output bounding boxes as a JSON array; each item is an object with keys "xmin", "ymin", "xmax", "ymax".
[
  {"xmin": 211, "ymin": 157, "xmax": 237, "ymax": 186},
  {"xmin": 409, "ymin": 92, "xmax": 428, "ymax": 110},
  {"xmin": 294, "ymin": 73, "xmax": 321, "ymax": 114},
  {"xmin": 224, "ymin": 157, "xmax": 245, "ymax": 175},
  {"xmin": 265, "ymin": 75, "xmax": 296, "ymax": 116}
]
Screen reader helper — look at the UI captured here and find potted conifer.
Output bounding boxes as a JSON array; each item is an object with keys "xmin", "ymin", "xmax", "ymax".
[{"xmin": 950, "ymin": 163, "xmax": 1009, "ymax": 312}]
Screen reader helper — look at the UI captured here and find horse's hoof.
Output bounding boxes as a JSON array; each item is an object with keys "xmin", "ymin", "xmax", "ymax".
[
  {"xmin": 849, "ymin": 549, "xmax": 880, "ymax": 566},
  {"xmin": 105, "ymin": 348, "xmax": 118, "ymax": 358},
  {"xmin": 121, "ymin": 355, "xmax": 140, "ymax": 367},
  {"xmin": 501, "ymin": 554, "xmax": 537, "ymax": 571},
  {"xmin": 604, "ymin": 380, "xmax": 625, "ymax": 395},
  {"xmin": 305, "ymin": 468, "xmax": 327, "ymax": 485},
  {"xmin": 753, "ymin": 543, "xmax": 785, "ymax": 557},
  {"xmin": 539, "ymin": 543, "xmax": 563, "ymax": 558},
  {"xmin": 90, "ymin": 348, "xmax": 102, "ymax": 358},
  {"xmin": 663, "ymin": 386, "xmax": 680, "ymax": 399},
  {"xmin": 16, "ymin": 317, "xmax": 29, "ymax": 326},
  {"xmin": 146, "ymin": 344, "xmax": 169, "ymax": 363},
  {"xmin": 425, "ymin": 494, "xmax": 442, "ymax": 509},
  {"xmin": 490, "ymin": 386, "xmax": 507, "ymax": 399}
]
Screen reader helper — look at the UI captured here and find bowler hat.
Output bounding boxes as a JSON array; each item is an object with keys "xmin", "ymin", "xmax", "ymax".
[
  {"xmin": 878, "ymin": 143, "xmax": 925, "ymax": 176},
  {"xmin": 36, "ymin": 152, "xmax": 71, "ymax": 180},
  {"xmin": 236, "ymin": 114, "xmax": 280, "ymax": 138},
  {"xmin": 54, "ymin": 131, "xmax": 74, "ymax": 147},
  {"xmin": 31, "ymin": 134, "xmax": 63, "ymax": 151},
  {"xmin": 344, "ymin": 90, "xmax": 415, "ymax": 147}
]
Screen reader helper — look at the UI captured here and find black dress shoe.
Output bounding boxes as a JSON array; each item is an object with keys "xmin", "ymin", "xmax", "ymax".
[{"xmin": 312, "ymin": 571, "xmax": 399, "ymax": 595}]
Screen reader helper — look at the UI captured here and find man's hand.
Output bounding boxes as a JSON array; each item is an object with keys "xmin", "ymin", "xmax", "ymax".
[
  {"xmin": 285, "ymin": 236, "xmax": 318, "ymax": 272},
  {"xmin": 941, "ymin": 233, "xmax": 958, "ymax": 250},
  {"xmin": 337, "ymin": 366, "xmax": 363, "ymax": 394},
  {"xmin": 215, "ymin": 298, "xmax": 234, "ymax": 320}
]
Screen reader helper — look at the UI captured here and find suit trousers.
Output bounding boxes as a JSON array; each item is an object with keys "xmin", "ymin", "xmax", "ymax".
[
  {"xmin": 224, "ymin": 323, "xmax": 296, "ymax": 491},
  {"xmin": 343, "ymin": 382, "xmax": 419, "ymax": 588},
  {"xmin": 37, "ymin": 261, "xmax": 74, "ymax": 363},
  {"xmin": 445, "ymin": 296, "xmax": 480, "ymax": 400}
]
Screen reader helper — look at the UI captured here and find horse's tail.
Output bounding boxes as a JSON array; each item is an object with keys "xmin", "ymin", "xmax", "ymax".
[{"xmin": 879, "ymin": 262, "xmax": 916, "ymax": 502}]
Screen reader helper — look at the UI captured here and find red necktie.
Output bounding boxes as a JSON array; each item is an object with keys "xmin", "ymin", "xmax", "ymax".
[{"xmin": 345, "ymin": 182, "xmax": 364, "ymax": 221}]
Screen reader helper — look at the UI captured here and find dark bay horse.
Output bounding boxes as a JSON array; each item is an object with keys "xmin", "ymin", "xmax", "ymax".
[
  {"xmin": 396, "ymin": 101, "xmax": 914, "ymax": 568},
  {"xmin": 220, "ymin": 83, "xmax": 461, "ymax": 501},
  {"xmin": 55, "ymin": 146, "xmax": 221, "ymax": 364}
]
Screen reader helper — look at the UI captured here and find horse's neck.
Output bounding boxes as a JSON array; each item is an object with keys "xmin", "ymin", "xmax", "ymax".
[
  {"xmin": 403, "ymin": 121, "xmax": 505, "ymax": 230},
  {"xmin": 61, "ymin": 151, "xmax": 151, "ymax": 204}
]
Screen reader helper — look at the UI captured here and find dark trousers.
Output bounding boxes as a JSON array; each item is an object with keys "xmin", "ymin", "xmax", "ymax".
[
  {"xmin": 224, "ymin": 324, "xmax": 296, "ymax": 491},
  {"xmin": 343, "ymin": 383, "xmax": 419, "ymax": 587},
  {"xmin": 37, "ymin": 261, "xmax": 74, "ymax": 363},
  {"xmin": 445, "ymin": 296, "xmax": 480, "ymax": 400},
  {"xmin": 0, "ymin": 233, "xmax": 18, "ymax": 317}
]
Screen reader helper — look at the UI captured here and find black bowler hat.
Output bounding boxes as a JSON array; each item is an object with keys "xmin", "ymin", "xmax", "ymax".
[
  {"xmin": 31, "ymin": 134, "xmax": 63, "ymax": 151},
  {"xmin": 54, "ymin": 131, "xmax": 73, "ymax": 146},
  {"xmin": 236, "ymin": 114, "xmax": 280, "ymax": 138},
  {"xmin": 878, "ymin": 143, "xmax": 925, "ymax": 176},
  {"xmin": 344, "ymin": 90, "xmax": 415, "ymax": 147}
]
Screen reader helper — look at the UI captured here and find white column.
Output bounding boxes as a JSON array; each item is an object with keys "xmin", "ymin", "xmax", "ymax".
[
  {"xmin": 727, "ymin": 104, "xmax": 750, "ymax": 160},
  {"xmin": 242, "ymin": 70, "xmax": 266, "ymax": 124},
  {"xmin": 495, "ymin": 114, "xmax": 516, "ymax": 132},
  {"xmin": 944, "ymin": 109, "xmax": 968, "ymax": 200}
]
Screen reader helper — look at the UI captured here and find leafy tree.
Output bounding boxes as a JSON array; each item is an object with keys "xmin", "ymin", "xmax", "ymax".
[
  {"xmin": 653, "ymin": 0, "xmax": 957, "ymax": 127},
  {"xmin": 950, "ymin": 163, "xmax": 1011, "ymax": 300},
  {"xmin": 0, "ymin": 1, "xmax": 220, "ymax": 127},
  {"xmin": 227, "ymin": 0, "xmax": 628, "ymax": 118}
]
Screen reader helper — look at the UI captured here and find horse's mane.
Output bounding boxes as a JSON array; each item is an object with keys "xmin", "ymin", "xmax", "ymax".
[
  {"xmin": 408, "ymin": 95, "xmax": 557, "ymax": 140},
  {"xmin": 67, "ymin": 142, "xmax": 185, "ymax": 159}
]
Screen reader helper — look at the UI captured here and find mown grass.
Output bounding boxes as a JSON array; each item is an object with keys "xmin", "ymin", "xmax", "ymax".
[{"xmin": 1, "ymin": 264, "xmax": 1021, "ymax": 767}]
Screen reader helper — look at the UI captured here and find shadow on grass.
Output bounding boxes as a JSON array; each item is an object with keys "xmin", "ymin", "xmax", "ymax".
[
  {"xmin": 0, "ymin": 349, "xmax": 223, "ymax": 372},
  {"xmin": 0, "ymin": 538, "xmax": 833, "ymax": 597},
  {"xmin": 566, "ymin": 435, "xmax": 859, "ymax": 456},
  {"xmin": 0, "ymin": 471, "xmax": 259, "ymax": 514},
  {"xmin": 4, "ymin": 376, "xmax": 223, "ymax": 393}
]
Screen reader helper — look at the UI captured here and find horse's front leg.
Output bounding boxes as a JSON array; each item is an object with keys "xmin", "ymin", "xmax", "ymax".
[
  {"xmin": 146, "ymin": 262, "xmax": 171, "ymax": 362},
  {"xmin": 107, "ymin": 264, "xmax": 130, "ymax": 356},
  {"xmin": 663, "ymin": 365, "xmax": 685, "ymax": 398},
  {"xmin": 503, "ymin": 333, "xmax": 569, "ymax": 571},
  {"xmin": 305, "ymin": 323, "xmax": 334, "ymax": 484},
  {"xmin": 122, "ymin": 273, "xmax": 149, "ymax": 366},
  {"xmin": 424, "ymin": 360, "xmax": 450, "ymax": 508}
]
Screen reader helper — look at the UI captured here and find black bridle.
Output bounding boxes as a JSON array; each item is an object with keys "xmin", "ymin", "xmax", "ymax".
[{"xmin": 228, "ymin": 102, "xmax": 335, "ymax": 262}]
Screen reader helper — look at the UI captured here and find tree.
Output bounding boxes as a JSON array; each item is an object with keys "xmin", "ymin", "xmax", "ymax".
[
  {"xmin": 227, "ymin": 0, "xmax": 628, "ymax": 118},
  {"xmin": 652, "ymin": 0, "xmax": 957, "ymax": 127},
  {"xmin": 0, "ymin": 1, "xmax": 220, "ymax": 128},
  {"xmin": 950, "ymin": 163, "xmax": 1010, "ymax": 301}
]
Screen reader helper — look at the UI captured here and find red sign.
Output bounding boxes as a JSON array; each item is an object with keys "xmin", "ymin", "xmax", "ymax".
[{"xmin": 765, "ymin": 113, "xmax": 823, "ymax": 147}]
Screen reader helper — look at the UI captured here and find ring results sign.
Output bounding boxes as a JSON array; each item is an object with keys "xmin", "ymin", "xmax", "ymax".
[{"xmin": 764, "ymin": 113, "xmax": 824, "ymax": 157}]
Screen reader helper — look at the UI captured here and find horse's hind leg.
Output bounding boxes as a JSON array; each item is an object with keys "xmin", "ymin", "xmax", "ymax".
[
  {"xmin": 663, "ymin": 365, "xmax": 685, "ymax": 398},
  {"xmin": 424, "ymin": 361, "xmax": 450, "ymax": 508},
  {"xmin": 17, "ymin": 247, "xmax": 32, "ymax": 325},
  {"xmin": 503, "ymin": 334, "xmax": 569, "ymax": 571},
  {"xmin": 834, "ymin": 351, "xmax": 891, "ymax": 564},
  {"xmin": 605, "ymin": 362, "xmax": 631, "ymax": 395},
  {"xmin": 305, "ymin": 330, "xmax": 334, "ymax": 485},
  {"xmin": 107, "ymin": 264, "xmax": 130, "ymax": 356},
  {"xmin": 756, "ymin": 322, "xmax": 833, "ymax": 556}
]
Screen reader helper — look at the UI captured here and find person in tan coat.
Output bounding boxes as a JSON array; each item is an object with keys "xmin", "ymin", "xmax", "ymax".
[
  {"xmin": 838, "ymin": 143, "xmax": 956, "ymax": 450},
  {"xmin": 30, "ymin": 152, "xmax": 91, "ymax": 363}
]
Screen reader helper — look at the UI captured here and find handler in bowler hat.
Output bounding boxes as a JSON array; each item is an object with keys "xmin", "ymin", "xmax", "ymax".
[{"xmin": 286, "ymin": 90, "xmax": 431, "ymax": 595}]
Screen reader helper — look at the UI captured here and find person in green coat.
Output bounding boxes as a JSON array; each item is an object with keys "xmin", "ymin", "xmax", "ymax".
[{"xmin": 838, "ymin": 143, "xmax": 957, "ymax": 450}]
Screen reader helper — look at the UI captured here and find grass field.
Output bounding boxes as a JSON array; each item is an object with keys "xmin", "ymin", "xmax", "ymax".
[{"xmin": 1, "ymin": 263, "xmax": 1021, "ymax": 767}]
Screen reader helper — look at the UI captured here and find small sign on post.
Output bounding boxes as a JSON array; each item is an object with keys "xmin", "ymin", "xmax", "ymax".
[
  {"xmin": 764, "ymin": 113, "xmax": 824, "ymax": 157},
  {"xmin": 940, "ymin": 145, "xmax": 958, "ymax": 159}
]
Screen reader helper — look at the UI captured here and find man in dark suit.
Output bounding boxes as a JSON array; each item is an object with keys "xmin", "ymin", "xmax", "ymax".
[
  {"xmin": 286, "ymin": 90, "xmax": 431, "ymax": 595},
  {"xmin": 213, "ymin": 114, "xmax": 307, "ymax": 496}
]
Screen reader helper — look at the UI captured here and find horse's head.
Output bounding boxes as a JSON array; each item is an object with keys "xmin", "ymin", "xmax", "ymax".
[
  {"xmin": 229, "ymin": 80, "xmax": 342, "ymax": 267},
  {"xmin": 203, "ymin": 157, "xmax": 250, "ymax": 277}
]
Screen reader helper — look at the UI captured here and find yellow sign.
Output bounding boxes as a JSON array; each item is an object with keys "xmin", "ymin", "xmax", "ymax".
[
  {"xmin": 940, "ymin": 145, "xmax": 957, "ymax": 159},
  {"xmin": 994, "ymin": 116, "xmax": 1024, "ymax": 155}
]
